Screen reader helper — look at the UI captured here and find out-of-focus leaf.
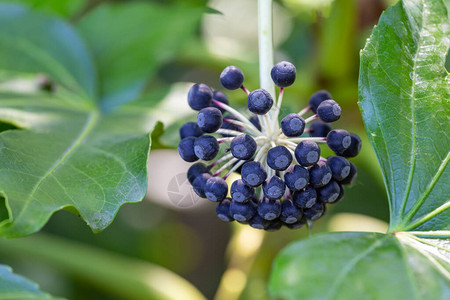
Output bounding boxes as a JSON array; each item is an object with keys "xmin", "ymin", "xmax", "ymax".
[
  {"xmin": 269, "ymin": 232, "xmax": 450, "ymax": 300},
  {"xmin": 0, "ymin": 3, "xmax": 96, "ymax": 99},
  {"xmin": 0, "ymin": 234, "xmax": 206, "ymax": 300},
  {"xmin": 77, "ymin": 2, "xmax": 204, "ymax": 111},
  {"xmin": 359, "ymin": 0, "xmax": 449, "ymax": 231},
  {"xmin": 0, "ymin": 264, "xmax": 62, "ymax": 300},
  {"xmin": 4, "ymin": 0, "xmax": 86, "ymax": 17}
]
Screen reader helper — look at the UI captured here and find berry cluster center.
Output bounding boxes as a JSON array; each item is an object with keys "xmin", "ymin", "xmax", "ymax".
[{"xmin": 178, "ymin": 62, "xmax": 361, "ymax": 231}]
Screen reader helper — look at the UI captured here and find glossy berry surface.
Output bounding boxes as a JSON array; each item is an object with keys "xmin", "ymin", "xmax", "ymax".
[
  {"xmin": 188, "ymin": 83, "xmax": 213, "ymax": 110},
  {"xmin": 178, "ymin": 136, "xmax": 198, "ymax": 162},
  {"xmin": 179, "ymin": 62, "xmax": 360, "ymax": 231},
  {"xmin": 327, "ymin": 156, "xmax": 351, "ymax": 181},
  {"xmin": 204, "ymin": 177, "xmax": 228, "ymax": 202},
  {"xmin": 284, "ymin": 164, "xmax": 309, "ymax": 191},
  {"xmin": 317, "ymin": 180, "xmax": 341, "ymax": 203},
  {"xmin": 309, "ymin": 121, "xmax": 332, "ymax": 138},
  {"xmin": 292, "ymin": 186, "xmax": 317, "ymax": 208},
  {"xmin": 230, "ymin": 179, "xmax": 254, "ymax": 203},
  {"xmin": 295, "ymin": 141, "xmax": 321, "ymax": 167},
  {"xmin": 263, "ymin": 176, "xmax": 286, "ymax": 200},
  {"xmin": 327, "ymin": 129, "xmax": 351, "ymax": 154},
  {"xmin": 257, "ymin": 198, "xmax": 281, "ymax": 220},
  {"xmin": 281, "ymin": 113, "xmax": 305, "ymax": 137},
  {"xmin": 187, "ymin": 163, "xmax": 209, "ymax": 184},
  {"xmin": 216, "ymin": 198, "xmax": 233, "ymax": 222},
  {"xmin": 309, "ymin": 90, "xmax": 332, "ymax": 113},
  {"xmin": 192, "ymin": 173, "xmax": 212, "ymax": 198},
  {"xmin": 280, "ymin": 199, "xmax": 302, "ymax": 224},
  {"xmin": 179, "ymin": 122, "xmax": 203, "ymax": 139},
  {"xmin": 341, "ymin": 133, "xmax": 362, "ymax": 157},
  {"xmin": 241, "ymin": 161, "xmax": 267, "ymax": 187},
  {"xmin": 230, "ymin": 134, "xmax": 257, "ymax": 160},
  {"xmin": 197, "ymin": 107, "xmax": 223, "ymax": 133},
  {"xmin": 248, "ymin": 89, "xmax": 273, "ymax": 114},
  {"xmin": 309, "ymin": 161, "xmax": 332, "ymax": 188},
  {"xmin": 267, "ymin": 146, "xmax": 292, "ymax": 171},
  {"xmin": 230, "ymin": 200, "xmax": 256, "ymax": 221},
  {"xmin": 317, "ymin": 100, "xmax": 341, "ymax": 122},
  {"xmin": 271, "ymin": 61, "xmax": 296, "ymax": 87},
  {"xmin": 220, "ymin": 66, "xmax": 244, "ymax": 90},
  {"xmin": 194, "ymin": 135, "xmax": 219, "ymax": 161}
]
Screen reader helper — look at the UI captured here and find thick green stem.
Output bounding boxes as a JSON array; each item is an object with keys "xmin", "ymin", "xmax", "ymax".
[{"xmin": 0, "ymin": 234, "xmax": 206, "ymax": 300}]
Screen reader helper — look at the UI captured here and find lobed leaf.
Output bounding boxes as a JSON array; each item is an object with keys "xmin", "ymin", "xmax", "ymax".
[
  {"xmin": 269, "ymin": 232, "xmax": 450, "ymax": 300},
  {"xmin": 359, "ymin": 0, "xmax": 449, "ymax": 231},
  {"xmin": 0, "ymin": 3, "xmax": 203, "ymax": 237}
]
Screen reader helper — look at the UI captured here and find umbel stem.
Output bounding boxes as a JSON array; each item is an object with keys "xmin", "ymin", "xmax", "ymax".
[{"xmin": 214, "ymin": 2, "xmax": 274, "ymax": 300}]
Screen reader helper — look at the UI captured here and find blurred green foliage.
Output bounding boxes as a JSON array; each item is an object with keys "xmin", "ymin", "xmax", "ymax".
[{"xmin": 0, "ymin": 0, "xmax": 399, "ymax": 299}]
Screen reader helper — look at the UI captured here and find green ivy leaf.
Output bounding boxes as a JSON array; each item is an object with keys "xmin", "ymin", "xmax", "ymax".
[
  {"xmin": 0, "ymin": 264, "xmax": 62, "ymax": 299},
  {"xmin": 269, "ymin": 0, "xmax": 450, "ymax": 298},
  {"xmin": 359, "ymin": 0, "xmax": 449, "ymax": 232},
  {"xmin": 0, "ymin": 3, "xmax": 202, "ymax": 237},
  {"xmin": 269, "ymin": 232, "xmax": 450, "ymax": 300},
  {"xmin": 77, "ymin": 2, "xmax": 203, "ymax": 110}
]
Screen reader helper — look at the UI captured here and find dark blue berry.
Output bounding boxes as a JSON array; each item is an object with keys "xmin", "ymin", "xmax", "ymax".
[
  {"xmin": 249, "ymin": 115, "xmax": 262, "ymax": 131},
  {"xmin": 271, "ymin": 61, "xmax": 296, "ymax": 87},
  {"xmin": 249, "ymin": 214, "xmax": 271, "ymax": 230},
  {"xmin": 303, "ymin": 202, "xmax": 326, "ymax": 221},
  {"xmin": 194, "ymin": 135, "xmax": 219, "ymax": 161},
  {"xmin": 267, "ymin": 146, "xmax": 292, "ymax": 171},
  {"xmin": 317, "ymin": 100, "xmax": 341, "ymax": 122},
  {"xmin": 212, "ymin": 91, "xmax": 229, "ymax": 112},
  {"xmin": 327, "ymin": 129, "xmax": 351, "ymax": 155},
  {"xmin": 327, "ymin": 156, "xmax": 351, "ymax": 181},
  {"xmin": 241, "ymin": 161, "xmax": 267, "ymax": 187},
  {"xmin": 309, "ymin": 90, "xmax": 331, "ymax": 113},
  {"xmin": 309, "ymin": 161, "xmax": 332, "ymax": 188},
  {"xmin": 230, "ymin": 179, "xmax": 254, "ymax": 203},
  {"xmin": 180, "ymin": 122, "xmax": 203, "ymax": 139},
  {"xmin": 197, "ymin": 107, "xmax": 223, "ymax": 133},
  {"xmin": 216, "ymin": 198, "xmax": 233, "ymax": 222},
  {"xmin": 230, "ymin": 134, "xmax": 257, "ymax": 160},
  {"xmin": 263, "ymin": 176, "xmax": 286, "ymax": 200},
  {"xmin": 295, "ymin": 141, "xmax": 321, "ymax": 167},
  {"xmin": 339, "ymin": 162, "xmax": 357, "ymax": 185},
  {"xmin": 205, "ymin": 176, "xmax": 228, "ymax": 202},
  {"xmin": 230, "ymin": 200, "xmax": 256, "ymax": 222},
  {"xmin": 257, "ymin": 198, "xmax": 281, "ymax": 220},
  {"xmin": 192, "ymin": 173, "xmax": 212, "ymax": 198},
  {"xmin": 188, "ymin": 83, "xmax": 213, "ymax": 110},
  {"xmin": 317, "ymin": 180, "xmax": 340, "ymax": 203},
  {"xmin": 178, "ymin": 137, "xmax": 198, "ymax": 162},
  {"xmin": 285, "ymin": 218, "xmax": 306, "ymax": 229},
  {"xmin": 292, "ymin": 186, "xmax": 317, "ymax": 208},
  {"xmin": 309, "ymin": 121, "xmax": 332, "ymax": 138},
  {"xmin": 281, "ymin": 113, "xmax": 305, "ymax": 137},
  {"xmin": 266, "ymin": 219, "xmax": 283, "ymax": 232},
  {"xmin": 248, "ymin": 89, "xmax": 273, "ymax": 115},
  {"xmin": 220, "ymin": 66, "xmax": 244, "ymax": 90},
  {"xmin": 341, "ymin": 133, "xmax": 362, "ymax": 158},
  {"xmin": 334, "ymin": 183, "xmax": 345, "ymax": 203},
  {"xmin": 280, "ymin": 199, "xmax": 303, "ymax": 224},
  {"xmin": 284, "ymin": 164, "xmax": 309, "ymax": 191},
  {"xmin": 187, "ymin": 163, "xmax": 209, "ymax": 184}
]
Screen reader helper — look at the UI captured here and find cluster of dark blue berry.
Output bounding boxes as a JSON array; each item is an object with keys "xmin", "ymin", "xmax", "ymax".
[{"xmin": 178, "ymin": 62, "xmax": 361, "ymax": 231}]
